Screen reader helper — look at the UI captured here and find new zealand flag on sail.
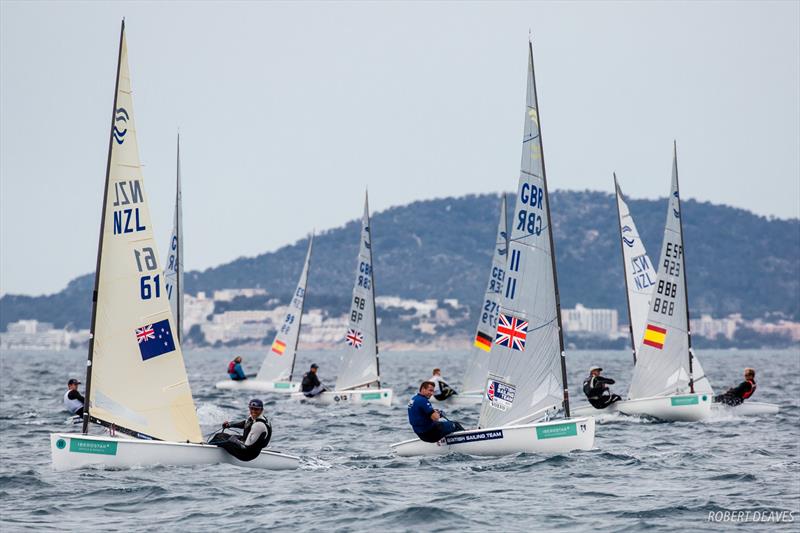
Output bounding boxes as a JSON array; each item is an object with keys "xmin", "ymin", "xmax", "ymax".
[{"xmin": 136, "ymin": 319, "xmax": 176, "ymax": 361}]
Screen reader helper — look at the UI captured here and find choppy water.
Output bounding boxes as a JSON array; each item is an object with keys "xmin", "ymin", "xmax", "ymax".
[{"xmin": 1, "ymin": 348, "xmax": 798, "ymax": 531}]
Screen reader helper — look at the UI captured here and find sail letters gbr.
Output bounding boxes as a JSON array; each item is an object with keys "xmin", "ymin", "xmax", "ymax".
[{"xmin": 505, "ymin": 183, "xmax": 544, "ymax": 301}]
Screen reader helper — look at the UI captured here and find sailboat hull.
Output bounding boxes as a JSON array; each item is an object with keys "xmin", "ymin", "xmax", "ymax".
[
  {"xmin": 430, "ymin": 392, "xmax": 483, "ymax": 406},
  {"xmin": 50, "ymin": 433, "xmax": 300, "ymax": 471},
  {"xmin": 615, "ymin": 393, "xmax": 712, "ymax": 421},
  {"xmin": 289, "ymin": 388, "xmax": 393, "ymax": 406},
  {"xmin": 570, "ymin": 402, "xmax": 620, "ymax": 418},
  {"xmin": 390, "ymin": 416, "xmax": 595, "ymax": 457},
  {"xmin": 214, "ymin": 380, "xmax": 299, "ymax": 393},
  {"xmin": 711, "ymin": 401, "xmax": 779, "ymax": 416}
]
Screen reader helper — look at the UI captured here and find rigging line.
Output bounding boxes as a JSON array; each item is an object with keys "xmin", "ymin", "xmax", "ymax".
[
  {"xmin": 508, "ymin": 224, "xmax": 553, "ymax": 244},
  {"xmin": 520, "ymin": 169, "xmax": 543, "ymax": 178}
]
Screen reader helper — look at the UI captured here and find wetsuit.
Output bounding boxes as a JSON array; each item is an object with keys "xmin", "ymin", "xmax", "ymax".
[
  {"xmin": 213, "ymin": 415, "xmax": 271, "ymax": 462},
  {"xmin": 407, "ymin": 393, "xmax": 463, "ymax": 443},
  {"xmin": 715, "ymin": 379, "xmax": 756, "ymax": 406},
  {"xmin": 583, "ymin": 375, "xmax": 622, "ymax": 409},
  {"xmin": 63, "ymin": 390, "xmax": 84, "ymax": 417},
  {"xmin": 301, "ymin": 372, "xmax": 325, "ymax": 397},
  {"xmin": 430, "ymin": 375, "xmax": 457, "ymax": 401},
  {"xmin": 228, "ymin": 361, "xmax": 246, "ymax": 380}
]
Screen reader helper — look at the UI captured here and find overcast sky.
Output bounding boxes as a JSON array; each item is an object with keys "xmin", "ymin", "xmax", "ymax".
[{"xmin": 1, "ymin": 1, "xmax": 798, "ymax": 296}]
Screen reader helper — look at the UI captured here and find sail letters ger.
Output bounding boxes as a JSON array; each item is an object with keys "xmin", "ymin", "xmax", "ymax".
[
  {"xmin": 462, "ymin": 196, "xmax": 509, "ymax": 393},
  {"xmin": 477, "ymin": 44, "xmax": 564, "ymax": 429},
  {"xmin": 257, "ymin": 236, "xmax": 313, "ymax": 382},
  {"xmin": 336, "ymin": 195, "xmax": 380, "ymax": 390},
  {"xmin": 89, "ymin": 28, "xmax": 202, "ymax": 443}
]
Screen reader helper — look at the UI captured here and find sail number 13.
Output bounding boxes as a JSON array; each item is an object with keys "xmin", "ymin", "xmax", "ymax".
[{"xmin": 134, "ymin": 246, "xmax": 161, "ymax": 300}]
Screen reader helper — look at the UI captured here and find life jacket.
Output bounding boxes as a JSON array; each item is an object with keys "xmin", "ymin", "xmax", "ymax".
[
  {"xmin": 63, "ymin": 390, "xmax": 83, "ymax": 414},
  {"xmin": 228, "ymin": 360, "xmax": 237, "ymax": 375},
  {"xmin": 742, "ymin": 379, "xmax": 756, "ymax": 400}
]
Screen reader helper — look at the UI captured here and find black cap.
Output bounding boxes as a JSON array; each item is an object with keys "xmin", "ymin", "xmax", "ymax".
[
  {"xmin": 68, "ymin": 378, "xmax": 81, "ymax": 385},
  {"xmin": 310, "ymin": 363, "xmax": 319, "ymax": 369},
  {"xmin": 248, "ymin": 399, "xmax": 263, "ymax": 409}
]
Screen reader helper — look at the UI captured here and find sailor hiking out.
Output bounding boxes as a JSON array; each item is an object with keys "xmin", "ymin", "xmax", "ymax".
[
  {"xmin": 301, "ymin": 363, "xmax": 326, "ymax": 397},
  {"xmin": 63, "ymin": 378, "xmax": 85, "ymax": 417},
  {"xmin": 715, "ymin": 368, "xmax": 758, "ymax": 406},
  {"xmin": 228, "ymin": 356, "xmax": 247, "ymax": 381},
  {"xmin": 211, "ymin": 399, "xmax": 272, "ymax": 462},
  {"xmin": 429, "ymin": 368, "xmax": 457, "ymax": 401},
  {"xmin": 408, "ymin": 381, "xmax": 464, "ymax": 442},
  {"xmin": 583, "ymin": 366, "xmax": 622, "ymax": 409}
]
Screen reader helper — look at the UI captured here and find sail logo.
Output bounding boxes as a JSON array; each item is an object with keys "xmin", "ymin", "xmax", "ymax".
[
  {"xmin": 621, "ymin": 225, "xmax": 635, "ymax": 247},
  {"xmin": 495, "ymin": 313, "xmax": 527, "ymax": 351},
  {"xmin": 498, "ymin": 231, "xmax": 508, "ymax": 255},
  {"xmin": 486, "ymin": 378, "xmax": 516, "ymax": 411},
  {"xmin": 673, "ymin": 191, "xmax": 680, "ymax": 218},
  {"xmin": 345, "ymin": 328, "xmax": 363, "ymax": 349},
  {"xmin": 113, "ymin": 107, "xmax": 129, "ymax": 144}
]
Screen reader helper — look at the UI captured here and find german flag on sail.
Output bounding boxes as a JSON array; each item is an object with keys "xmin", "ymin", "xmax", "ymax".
[
  {"xmin": 474, "ymin": 331, "xmax": 493, "ymax": 352},
  {"xmin": 271, "ymin": 340, "xmax": 286, "ymax": 355},
  {"xmin": 643, "ymin": 324, "xmax": 667, "ymax": 350}
]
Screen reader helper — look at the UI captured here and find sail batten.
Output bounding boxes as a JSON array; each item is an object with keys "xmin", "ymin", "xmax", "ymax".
[
  {"xmin": 257, "ymin": 236, "xmax": 313, "ymax": 382},
  {"xmin": 477, "ymin": 42, "xmax": 567, "ymax": 429},
  {"xmin": 335, "ymin": 195, "xmax": 380, "ymax": 391},
  {"xmin": 84, "ymin": 23, "xmax": 201, "ymax": 443}
]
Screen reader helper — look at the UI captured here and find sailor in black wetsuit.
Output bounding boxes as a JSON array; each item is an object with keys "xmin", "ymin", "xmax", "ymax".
[
  {"xmin": 212, "ymin": 399, "xmax": 272, "ymax": 462},
  {"xmin": 63, "ymin": 378, "xmax": 85, "ymax": 418},
  {"xmin": 583, "ymin": 366, "xmax": 622, "ymax": 409},
  {"xmin": 301, "ymin": 363, "xmax": 326, "ymax": 397},
  {"xmin": 715, "ymin": 368, "xmax": 758, "ymax": 406}
]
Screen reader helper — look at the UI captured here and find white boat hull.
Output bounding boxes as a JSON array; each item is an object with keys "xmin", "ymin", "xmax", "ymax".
[
  {"xmin": 290, "ymin": 388, "xmax": 393, "ymax": 406},
  {"xmin": 711, "ymin": 401, "xmax": 779, "ymax": 416},
  {"xmin": 390, "ymin": 416, "xmax": 595, "ymax": 457},
  {"xmin": 570, "ymin": 402, "xmax": 619, "ymax": 418},
  {"xmin": 615, "ymin": 393, "xmax": 712, "ymax": 421},
  {"xmin": 214, "ymin": 379, "xmax": 299, "ymax": 393},
  {"xmin": 430, "ymin": 392, "xmax": 483, "ymax": 406},
  {"xmin": 50, "ymin": 433, "xmax": 300, "ymax": 471}
]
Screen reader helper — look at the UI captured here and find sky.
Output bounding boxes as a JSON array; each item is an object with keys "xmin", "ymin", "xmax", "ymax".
[{"xmin": 1, "ymin": 1, "xmax": 798, "ymax": 296}]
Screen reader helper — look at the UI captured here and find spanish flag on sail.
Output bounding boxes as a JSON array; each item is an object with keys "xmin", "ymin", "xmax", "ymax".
[
  {"xmin": 271, "ymin": 340, "xmax": 287, "ymax": 355},
  {"xmin": 474, "ymin": 331, "xmax": 493, "ymax": 352},
  {"xmin": 643, "ymin": 324, "xmax": 667, "ymax": 350}
]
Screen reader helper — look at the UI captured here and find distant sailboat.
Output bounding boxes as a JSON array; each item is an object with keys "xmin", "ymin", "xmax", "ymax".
[
  {"xmin": 392, "ymin": 41, "xmax": 594, "ymax": 456},
  {"xmin": 434, "ymin": 195, "xmax": 509, "ymax": 406},
  {"xmin": 215, "ymin": 235, "xmax": 313, "ymax": 393},
  {"xmin": 164, "ymin": 133, "xmax": 183, "ymax": 342},
  {"xmin": 50, "ymin": 21, "xmax": 299, "ymax": 471},
  {"xmin": 290, "ymin": 193, "xmax": 393, "ymax": 406}
]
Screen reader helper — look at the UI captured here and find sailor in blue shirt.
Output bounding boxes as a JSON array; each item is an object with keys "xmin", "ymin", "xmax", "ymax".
[{"xmin": 407, "ymin": 381, "xmax": 464, "ymax": 443}]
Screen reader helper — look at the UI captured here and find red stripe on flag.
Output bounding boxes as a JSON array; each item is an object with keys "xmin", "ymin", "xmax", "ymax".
[
  {"xmin": 643, "ymin": 338, "xmax": 663, "ymax": 349},
  {"xmin": 646, "ymin": 324, "xmax": 667, "ymax": 334}
]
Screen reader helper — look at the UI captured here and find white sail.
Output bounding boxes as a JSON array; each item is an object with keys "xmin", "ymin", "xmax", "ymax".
[
  {"xmin": 477, "ymin": 43, "xmax": 567, "ymax": 429},
  {"xmin": 85, "ymin": 25, "xmax": 201, "ymax": 443},
  {"xmin": 164, "ymin": 134, "xmax": 183, "ymax": 342},
  {"xmin": 628, "ymin": 145, "xmax": 714, "ymax": 399},
  {"xmin": 462, "ymin": 196, "xmax": 509, "ymax": 393},
  {"xmin": 256, "ymin": 235, "xmax": 313, "ymax": 382},
  {"xmin": 614, "ymin": 176, "xmax": 657, "ymax": 357},
  {"xmin": 335, "ymin": 194, "xmax": 381, "ymax": 390}
]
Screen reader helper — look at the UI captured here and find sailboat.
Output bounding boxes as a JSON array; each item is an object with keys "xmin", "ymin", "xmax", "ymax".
[
  {"xmin": 391, "ymin": 41, "xmax": 595, "ymax": 456},
  {"xmin": 50, "ymin": 21, "xmax": 299, "ymax": 471},
  {"xmin": 215, "ymin": 235, "xmax": 313, "ymax": 393},
  {"xmin": 164, "ymin": 133, "xmax": 183, "ymax": 343},
  {"xmin": 290, "ymin": 194, "xmax": 393, "ymax": 406},
  {"xmin": 433, "ymin": 196, "xmax": 509, "ymax": 406}
]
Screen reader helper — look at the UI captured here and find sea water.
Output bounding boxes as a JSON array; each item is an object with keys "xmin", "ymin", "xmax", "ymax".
[{"xmin": 1, "ymin": 348, "xmax": 798, "ymax": 531}]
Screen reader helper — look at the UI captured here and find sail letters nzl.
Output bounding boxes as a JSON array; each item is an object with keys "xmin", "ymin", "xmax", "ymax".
[
  {"xmin": 112, "ymin": 180, "xmax": 146, "ymax": 235},
  {"xmin": 631, "ymin": 254, "xmax": 655, "ymax": 291},
  {"xmin": 517, "ymin": 182, "xmax": 543, "ymax": 236}
]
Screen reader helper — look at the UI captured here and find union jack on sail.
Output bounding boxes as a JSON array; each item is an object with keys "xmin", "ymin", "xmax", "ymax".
[
  {"xmin": 136, "ymin": 324, "xmax": 155, "ymax": 343},
  {"xmin": 494, "ymin": 313, "xmax": 528, "ymax": 351},
  {"xmin": 345, "ymin": 328, "xmax": 364, "ymax": 349}
]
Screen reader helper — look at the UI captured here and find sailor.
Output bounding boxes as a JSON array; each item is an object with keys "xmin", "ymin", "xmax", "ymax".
[
  {"xmin": 715, "ymin": 368, "xmax": 758, "ymax": 406},
  {"xmin": 429, "ymin": 368, "xmax": 457, "ymax": 401},
  {"xmin": 63, "ymin": 378, "xmax": 85, "ymax": 417},
  {"xmin": 407, "ymin": 381, "xmax": 464, "ymax": 443},
  {"xmin": 213, "ymin": 399, "xmax": 272, "ymax": 462},
  {"xmin": 583, "ymin": 366, "xmax": 622, "ymax": 409},
  {"xmin": 301, "ymin": 363, "xmax": 326, "ymax": 397},
  {"xmin": 227, "ymin": 356, "xmax": 247, "ymax": 381}
]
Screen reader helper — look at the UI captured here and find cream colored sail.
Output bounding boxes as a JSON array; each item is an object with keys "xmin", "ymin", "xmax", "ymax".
[{"xmin": 86, "ymin": 25, "xmax": 201, "ymax": 443}]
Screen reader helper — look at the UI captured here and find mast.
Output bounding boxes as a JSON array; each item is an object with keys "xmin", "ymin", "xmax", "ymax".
[
  {"xmin": 365, "ymin": 191, "xmax": 381, "ymax": 389},
  {"xmin": 289, "ymin": 234, "xmax": 313, "ymax": 382},
  {"xmin": 83, "ymin": 19, "xmax": 125, "ymax": 434},
  {"xmin": 614, "ymin": 174, "xmax": 638, "ymax": 366},
  {"xmin": 529, "ymin": 39, "xmax": 571, "ymax": 418},
  {"xmin": 673, "ymin": 141, "xmax": 695, "ymax": 393},
  {"xmin": 175, "ymin": 132, "xmax": 182, "ymax": 343}
]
